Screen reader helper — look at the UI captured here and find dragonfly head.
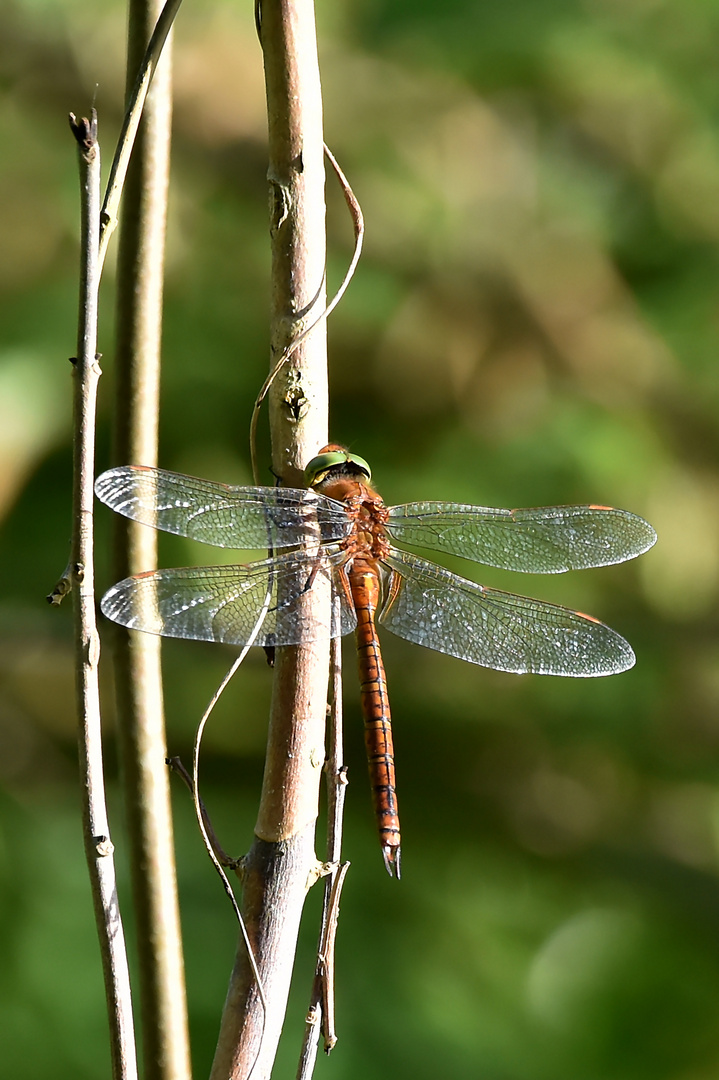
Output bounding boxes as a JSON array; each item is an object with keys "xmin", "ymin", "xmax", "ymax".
[{"xmin": 304, "ymin": 445, "xmax": 372, "ymax": 488}]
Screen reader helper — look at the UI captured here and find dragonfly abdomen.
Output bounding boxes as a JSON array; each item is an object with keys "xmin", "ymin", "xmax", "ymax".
[{"xmin": 350, "ymin": 563, "xmax": 401, "ymax": 879}]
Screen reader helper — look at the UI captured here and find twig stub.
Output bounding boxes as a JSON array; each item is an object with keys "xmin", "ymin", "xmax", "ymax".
[{"xmin": 68, "ymin": 109, "xmax": 98, "ymax": 155}]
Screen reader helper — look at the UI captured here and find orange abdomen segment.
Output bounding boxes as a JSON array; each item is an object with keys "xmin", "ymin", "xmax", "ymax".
[{"xmin": 350, "ymin": 566, "xmax": 401, "ymax": 879}]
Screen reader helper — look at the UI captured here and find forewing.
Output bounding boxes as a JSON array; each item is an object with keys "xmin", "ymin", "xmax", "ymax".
[
  {"xmin": 387, "ymin": 501, "xmax": 656, "ymax": 572},
  {"xmin": 100, "ymin": 549, "xmax": 357, "ymax": 646},
  {"xmin": 95, "ymin": 466, "xmax": 351, "ymax": 549},
  {"xmin": 379, "ymin": 549, "xmax": 634, "ymax": 676}
]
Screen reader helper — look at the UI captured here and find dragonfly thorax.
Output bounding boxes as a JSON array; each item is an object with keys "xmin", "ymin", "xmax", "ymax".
[{"xmin": 316, "ymin": 476, "xmax": 391, "ymax": 563}]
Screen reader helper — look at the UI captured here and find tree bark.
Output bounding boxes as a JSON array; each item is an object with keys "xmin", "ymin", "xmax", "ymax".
[{"xmin": 210, "ymin": 1, "xmax": 329, "ymax": 1077}]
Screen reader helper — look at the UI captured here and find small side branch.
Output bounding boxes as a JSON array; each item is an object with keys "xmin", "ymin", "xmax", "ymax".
[
  {"xmin": 317, "ymin": 633, "xmax": 350, "ymax": 1053},
  {"xmin": 167, "ymin": 757, "xmax": 240, "ymax": 869},
  {"xmin": 68, "ymin": 110, "xmax": 138, "ymax": 1080},
  {"xmin": 297, "ymin": 633, "xmax": 350, "ymax": 1077}
]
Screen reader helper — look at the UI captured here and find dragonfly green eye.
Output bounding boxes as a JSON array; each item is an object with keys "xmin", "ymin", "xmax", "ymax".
[{"xmin": 304, "ymin": 450, "xmax": 372, "ymax": 487}]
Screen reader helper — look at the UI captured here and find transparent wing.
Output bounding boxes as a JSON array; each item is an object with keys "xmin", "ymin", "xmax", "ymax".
[
  {"xmin": 100, "ymin": 549, "xmax": 357, "ymax": 646},
  {"xmin": 387, "ymin": 501, "xmax": 656, "ymax": 573},
  {"xmin": 95, "ymin": 466, "xmax": 352, "ymax": 549},
  {"xmin": 379, "ymin": 549, "xmax": 634, "ymax": 676}
]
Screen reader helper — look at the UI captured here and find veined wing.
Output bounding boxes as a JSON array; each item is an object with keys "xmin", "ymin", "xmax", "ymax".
[
  {"xmin": 95, "ymin": 466, "xmax": 352, "ymax": 550},
  {"xmin": 379, "ymin": 549, "xmax": 634, "ymax": 676},
  {"xmin": 100, "ymin": 548, "xmax": 357, "ymax": 646},
  {"xmin": 387, "ymin": 502, "xmax": 656, "ymax": 573}
]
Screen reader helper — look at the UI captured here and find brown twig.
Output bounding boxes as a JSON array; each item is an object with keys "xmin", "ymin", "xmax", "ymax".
[
  {"xmin": 109, "ymin": 3, "xmax": 191, "ymax": 1077},
  {"xmin": 297, "ymin": 630, "xmax": 350, "ymax": 1076},
  {"xmin": 318, "ymin": 631, "xmax": 350, "ymax": 1052},
  {"xmin": 167, "ymin": 757, "xmax": 240, "ymax": 869},
  {"xmin": 324, "ymin": 633, "xmax": 349, "ymax": 880},
  {"xmin": 67, "ymin": 109, "xmax": 138, "ymax": 1080},
  {"xmin": 317, "ymin": 859, "xmax": 350, "ymax": 1051}
]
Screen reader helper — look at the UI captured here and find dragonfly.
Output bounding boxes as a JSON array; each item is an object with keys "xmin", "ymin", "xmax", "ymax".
[{"xmin": 95, "ymin": 444, "xmax": 656, "ymax": 878}]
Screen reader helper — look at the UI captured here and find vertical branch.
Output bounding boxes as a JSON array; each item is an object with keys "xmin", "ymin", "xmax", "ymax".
[
  {"xmin": 110, "ymin": 3, "xmax": 191, "ymax": 1079},
  {"xmin": 99, "ymin": 0, "xmax": 184, "ymax": 271},
  {"xmin": 299, "ymin": 631, "xmax": 350, "ymax": 1072},
  {"xmin": 69, "ymin": 111, "xmax": 138, "ymax": 1080},
  {"xmin": 264, "ymin": 1, "xmax": 327, "ymax": 482},
  {"xmin": 210, "ymin": 1, "xmax": 329, "ymax": 1078}
]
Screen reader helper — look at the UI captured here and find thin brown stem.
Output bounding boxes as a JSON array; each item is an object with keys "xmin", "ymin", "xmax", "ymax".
[
  {"xmin": 324, "ymin": 633, "xmax": 348, "ymax": 875},
  {"xmin": 167, "ymin": 757, "xmax": 240, "ymax": 869},
  {"xmin": 99, "ymin": 0, "xmax": 184, "ymax": 274},
  {"xmin": 68, "ymin": 110, "xmax": 138, "ymax": 1080},
  {"xmin": 110, "ymin": 3, "xmax": 191, "ymax": 1078},
  {"xmin": 296, "ymin": 860, "xmax": 350, "ymax": 1080},
  {"xmin": 297, "ymin": 631, "xmax": 350, "ymax": 1076},
  {"xmin": 318, "ymin": 631, "xmax": 350, "ymax": 1052}
]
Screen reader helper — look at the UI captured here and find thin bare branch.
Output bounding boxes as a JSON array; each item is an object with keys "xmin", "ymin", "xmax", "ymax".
[
  {"xmin": 68, "ymin": 109, "xmax": 138, "ymax": 1080},
  {"xmin": 297, "ymin": 630, "xmax": 350, "ymax": 1076},
  {"xmin": 167, "ymin": 757, "xmax": 240, "ymax": 869},
  {"xmin": 296, "ymin": 1004, "xmax": 322, "ymax": 1080},
  {"xmin": 98, "ymin": 0, "xmax": 184, "ymax": 273},
  {"xmin": 318, "ymin": 631, "xmax": 350, "ymax": 1053},
  {"xmin": 109, "ymin": 3, "xmax": 190, "ymax": 1077},
  {"xmin": 324, "ymin": 632, "xmax": 349, "ymax": 872},
  {"xmin": 317, "ymin": 860, "xmax": 350, "ymax": 1052},
  {"xmin": 296, "ymin": 859, "xmax": 350, "ymax": 1080}
]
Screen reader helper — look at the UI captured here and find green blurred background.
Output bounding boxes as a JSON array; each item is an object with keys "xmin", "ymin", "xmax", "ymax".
[{"xmin": 2, "ymin": 0, "xmax": 719, "ymax": 1075}]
